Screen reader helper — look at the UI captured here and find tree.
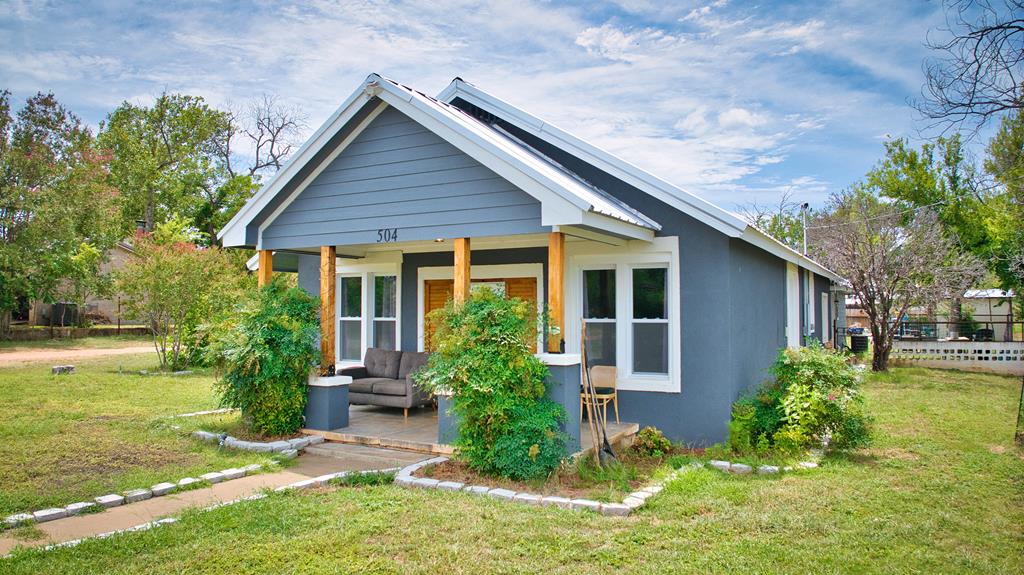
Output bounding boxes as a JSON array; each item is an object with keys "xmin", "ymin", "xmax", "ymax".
[
  {"xmin": 0, "ymin": 91, "xmax": 120, "ymax": 335},
  {"xmin": 810, "ymin": 188, "xmax": 985, "ymax": 371},
  {"xmin": 740, "ymin": 190, "xmax": 810, "ymax": 251},
  {"xmin": 52, "ymin": 242, "xmax": 112, "ymax": 326},
  {"xmin": 917, "ymin": 0, "xmax": 1024, "ymax": 133},
  {"xmin": 983, "ymin": 107, "xmax": 1024, "ymax": 304},
  {"xmin": 116, "ymin": 218, "xmax": 251, "ymax": 370}
]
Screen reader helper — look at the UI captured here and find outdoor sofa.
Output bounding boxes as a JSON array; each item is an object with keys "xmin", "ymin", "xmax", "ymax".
[{"xmin": 340, "ymin": 348, "xmax": 432, "ymax": 417}]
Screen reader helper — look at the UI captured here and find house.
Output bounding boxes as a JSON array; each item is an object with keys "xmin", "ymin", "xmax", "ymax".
[
  {"xmin": 26, "ymin": 240, "xmax": 136, "ymax": 327},
  {"xmin": 220, "ymin": 74, "xmax": 843, "ymax": 446}
]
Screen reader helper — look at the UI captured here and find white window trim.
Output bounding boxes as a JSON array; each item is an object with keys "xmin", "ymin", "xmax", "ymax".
[
  {"xmin": 334, "ymin": 260, "xmax": 402, "ymax": 368},
  {"xmin": 820, "ymin": 291, "xmax": 830, "ymax": 344},
  {"xmin": 416, "ymin": 263, "xmax": 545, "ymax": 352},
  {"xmin": 566, "ymin": 236, "xmax": 680, "ymax": 394},
  {"xmin": 786, "ymin": 262, "xmax": 800, "ymax": 349}
]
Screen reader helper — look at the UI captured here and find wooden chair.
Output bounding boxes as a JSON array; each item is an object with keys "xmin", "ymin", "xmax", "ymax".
[{"xmin": 580, "ymin": 365, "xmax": 619, "ymax": 425}]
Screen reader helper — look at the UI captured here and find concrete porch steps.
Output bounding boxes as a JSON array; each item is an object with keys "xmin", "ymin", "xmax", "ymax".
[{"xmin": 301, "ymin": 443, "xmax": 432, "ymax": 466}]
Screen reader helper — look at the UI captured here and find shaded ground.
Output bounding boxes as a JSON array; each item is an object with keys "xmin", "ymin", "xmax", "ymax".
[
  {"xmin": 2, "ymin": 367, "xmax": 1021, "ymax": 574},
  {"xmin": 0, "ymin": 344, "xmax": 155, "ymax": 365}
]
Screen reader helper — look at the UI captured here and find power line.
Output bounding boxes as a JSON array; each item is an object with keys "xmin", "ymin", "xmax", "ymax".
[{"xmin": 804, "ymin": 200, "xmax": 947, "ymax": 231}]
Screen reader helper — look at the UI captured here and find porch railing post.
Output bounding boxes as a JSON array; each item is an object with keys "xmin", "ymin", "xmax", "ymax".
[
  {"xmin": 548, "ymin": 231, "xmax": 565, "ymax": 353},
  {"xmin": 257, "ymin": 250, "xmax": 273, "ymax": 287},
  {"xmin": 320, "ymin": 246, "xmax": 336, "ymax": 372},
  {"xmin": 454, "ymin": 237, "xmax": 471, "ymax": 304}
]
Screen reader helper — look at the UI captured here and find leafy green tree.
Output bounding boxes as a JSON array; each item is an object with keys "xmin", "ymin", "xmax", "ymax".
[
  {"xmin": 984, "ymin": 108, "xmax": 1024, "ymax": 300},
  {"xmin": 52, "ymin": 242, "xmax": 112, "ymax": 326},
  {"xmin": 0, "ymin": 91, "xmax": 120, "ymax": 335},
  {"xmin": 740, "ymin": 190, "xmax": 811, "ymax": 251}
]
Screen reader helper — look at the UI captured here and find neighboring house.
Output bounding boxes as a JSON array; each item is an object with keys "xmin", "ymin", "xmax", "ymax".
[
  {"xmin": 27, "ymin": 240, "xmax": 136, "ymax": 326},
  {"xmin": 958, "ymin": 289, "xmax": 1015, "ymax": 322},
  {"xmin": 221, "ymin": 74, "xmax": 843, "ymax": 445}
]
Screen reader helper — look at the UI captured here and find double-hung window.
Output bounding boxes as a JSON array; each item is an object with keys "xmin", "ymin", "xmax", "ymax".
[
  {"xmin": 339, "ymin": 276, "xmax": 362, "ymax": 361},
  {"xmin": 583, "ymin": 268, "xmax": 616, "ymax": 366},
  {"xmin": 630, "ymin": 267, "xmax": 668, "ymax": 375},
  {"xmin": 373, "ymin": 275, "xmax": 397, "ymax": 350}
]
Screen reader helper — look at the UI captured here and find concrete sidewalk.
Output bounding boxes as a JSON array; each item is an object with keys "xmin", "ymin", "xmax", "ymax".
[{"xmin": 0, "ymin": 447, "xmax": 427, "ymax": 555}]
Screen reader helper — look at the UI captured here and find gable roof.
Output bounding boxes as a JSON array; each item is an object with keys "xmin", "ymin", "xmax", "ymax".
[
  {"xmin": 437, "ymin": 77, "xmax": 842, "ymax": 282},
  {"xmin": 218, "ymin": 74, "xmax": 657, "ymax": 248}
]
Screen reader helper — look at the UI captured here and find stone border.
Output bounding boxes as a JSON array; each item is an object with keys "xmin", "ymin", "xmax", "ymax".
[
  {"xmin": 2, "ymin": 462, "xmax": 278, "ymax": 530},
  {"xmin": 705, "ymin": 459, "xmax": 819, "ymax": 475},
  {"xmin": 174, "ymin": 408, "xmax": 237, "ymax": 418},
  {"xmin": 394, "ymin": 457, "xmax": 702, "ymax": 517},
  {"xmin": 191, "ymin": 430, "xmax": 324, "ymax": 456}
]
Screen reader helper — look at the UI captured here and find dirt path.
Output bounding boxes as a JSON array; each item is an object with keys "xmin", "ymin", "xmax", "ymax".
[
  {"xmin": 0, "ymin": 448, "xmax": 427, "ymax": 555},
  {"xmin": 0, "ymin": 345, "xmax": 155, "ymax": 366}
]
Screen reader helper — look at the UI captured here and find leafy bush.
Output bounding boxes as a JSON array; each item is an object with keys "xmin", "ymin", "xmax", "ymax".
[
  {"xmin": 416, "ymin": 287, "xmax": 567, "ymax": 479},
  {"xmin": 210, "ymin": 280, "xmax": 319, "ymax": 436},
  {"xmin": 632, "ymin": 426, "xmax": 673, "ymax": 457},
  {"xmin": 731, "ymin": 344, "xmax": 872, "ymax": 454}
]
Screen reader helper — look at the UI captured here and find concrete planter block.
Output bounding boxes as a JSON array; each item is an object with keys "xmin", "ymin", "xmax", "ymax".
[
  {"xmin": 94, "ymin": 494, "xmax": 125, "ymax": 508},
  {"xmin": 286, "ymin": 437, "xmax": 311, "ymax": 449},
  {"xmin": 5, "ymin": 513, "xmax": 34, "ymax": 527},
  {"xmin": 628, "ymin": 491, "xmax": 652, "ymax": 501},
  {"xmin": 151, "ymin": 482, "xmax": 177, "ymax": 496},
  {"xmin": 709, "ymin": 460, "xmax": 731, "ymax": 472},
  {"xmin": 487, "ymin": 488, "xmax": 516, "ymax": 500},
  {"xmin": 757, "ymin": 465, "xmax": 780, "ymax": 474},
  {"xmin": 288, "ymin": 479, "xmax": 319, "ymax": 491},
  {"xmin": 279, "ymin": 449, "xmax": 299, "ymax": 460},
  {"xmin": 783, "ymin": 466, "xmax": 794, "ymax": 472},
  {"xmin": 600, "ymin": 503, "xmax": 631, "ymax": 516},
  {"xmin": 414, "ymin": 478, "xmax": 440, "ymax": 489},
  {"xmin": 730, "ymin": 463, "xmax": 753, "ymax": 475},
  {"xmin": 394, "ymin": 475, "xmax": 417, "ymax": 487},
  {"xmin": 622, "ymin": 496, "xmax": 645, "ymax": 509},
  {"xmin": 177, "ymin": 477, "xmax": 202, "ymax": 488},
  {"xmin": 199, "ymin": 472, "xmax": 226, "ymax": 484},
  {"xmin": 249, "ymin": 443, "xmax": 273, "ymax": 452},
  {"xmin": 51, "ymin": 365, "xmax": 75, "ymax": 375},
  {"xmin": 267, "ymin": 441, "xmax": 292, "ymax": 452},
  {"xmin": 241, "ymin": 464, "xmax": 263, "ymax": 475},
  {"xmin": 540, "ymin": 496, "xmax": 572, "ymax": 509},
  {"xmin": 569, "ymin": 499, "xmax": 602, "ymax": 512},
  {"xmin": 798, "ymin": 461, "xmax": 818, "ymax": 469},
  {"xmin": 437, "ymin": 481, "xmax": 464, "ymax": 491},
  {"xmin": 220, "ymin": 468, "xmax": 245, "ymax": 480},
  {"xmin": 33, "ymin": 508, "xmax": 67, "ymax": 522},
  {"xmin": 462, "ymin": 485, "xmax": 490, "ymax": 495},
  {"xmin": 124, "ymin": 488, "xmax": 153, "ymax": 503},
  {"xmin": 65, "ymin": 502, "xmax": 98, "ymax": 515},
  {"xmin": 641, "ymin": 485, "xmax": 664, "ymax": 495},
  {"xmin": 306, "ymin": 435, "xmax": 325, "ymax": 445},
  {"xmin": 512, "ymin": 493, "xmax": 542, "ymax": 505},
  {"xmin": 191, "ymin": 431, "xmax": 217, "ymax": 441}
]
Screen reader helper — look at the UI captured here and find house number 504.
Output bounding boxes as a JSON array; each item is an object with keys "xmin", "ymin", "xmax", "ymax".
[{"xmin": 376, "ymin": 228, "xmax": 398, "ymax": 243}]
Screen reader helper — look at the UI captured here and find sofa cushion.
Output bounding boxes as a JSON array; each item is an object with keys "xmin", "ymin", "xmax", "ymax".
[
  {"xmin": 372, "ymin": 380, "xmax": 408, "ymax": 396},
  {"xmin": 398, "ymin": 351, "xmax": 430, "ymax": 380},
  {"xmin": 350, "ymin": 377, "xmax": 395, "ymax": 394},
  {"xmin": 364, "ymin": 348, "xmax": 401, "ymax": 379}
]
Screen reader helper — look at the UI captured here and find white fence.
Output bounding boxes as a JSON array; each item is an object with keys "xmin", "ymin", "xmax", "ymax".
[{"xmin": 891, "ymin": 341, "xmax": 1024, "ymax": 375}]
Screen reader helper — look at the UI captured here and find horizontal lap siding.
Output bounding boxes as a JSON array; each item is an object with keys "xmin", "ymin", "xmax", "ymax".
[{"xmin": 261, "ymin": 107, "xmax": 544, "ymax": 250}]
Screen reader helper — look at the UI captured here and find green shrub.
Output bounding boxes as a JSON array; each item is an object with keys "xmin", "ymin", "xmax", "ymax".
[
  {"xmin": 631, "ymin": 426, "xmax": 673, "ymax": 458},
  {"xmin": 210, "ymin": 280, "xmax": 319, "ymax": 436},
  {"xmin": 416, "ymin": 288, "xmax": 567, "ymax": 479},
  {"xmin": 731, "ymin": 344, "xmax": 871, "ymax": 454}
]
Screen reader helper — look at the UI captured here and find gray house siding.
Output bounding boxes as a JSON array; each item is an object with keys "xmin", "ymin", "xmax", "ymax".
[
  {"xmin": 729, "ymin": 239, "xmax": 788, "ymax": 399},
  {"xmin": 261, "ymin": 106, "xmax": 545, "ymax": 251},
  {"xmin": 813, "ymin": 273, "xmax": 832, "ymax": 343}
]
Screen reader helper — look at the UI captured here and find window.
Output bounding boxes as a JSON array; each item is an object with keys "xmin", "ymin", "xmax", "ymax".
[
  {"xmin": 373, "ymin": 275, "xmax": 397, "ymax": 350},
  {"xmin": 631, "ymin": 267, "xmax": 668, "ymax": 375},
  {"xmin": 583, "ymin": 269, "xmax": 616, "ymax": 366},
  {"xmin": 339, "ymin": 276, "xmax": 362, "ymax": 361}
]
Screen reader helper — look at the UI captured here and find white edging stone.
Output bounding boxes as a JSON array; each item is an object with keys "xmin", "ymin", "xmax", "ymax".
[
  {"xmin": 123, "ymin": 489, "xmax": 152, "ymax": 504},
  {"xmin": 192, "ymin": 430, "xmax": 326, "ymax": 454},
  {"xmin": 94, "ymin": 494, "xmax": 124, "ymax": 508},
  {"xmin": 151, "ymin": 482, "xmax": 177, "ymax": 496},
  {"xmin": 33, "ymin": 508, "xmax": 67, "ymax": 523},
  {"xmin": 220, "ymin": 468, "xmax": 245, "ymax": 480},
  {"xmin": 65, "ymin": 502, "xmax": 98, "ymax": 515},
  {"xmin": 729, "ymin": 463, "xmax": 753, "ymax": 475},
  {"xmin": 4, "ymin": 513, "xmax": 33, "ymax": 528}
]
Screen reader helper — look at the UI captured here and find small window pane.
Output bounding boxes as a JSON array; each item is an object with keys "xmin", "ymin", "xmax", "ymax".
[
  {"xmin": 373, "ymin": 320, "xmax": 396, "ymax": 350},
  {"xmin": 633, "ymin": 268, "xmax": 666, "ymax": 319},
  {"xmin": 340, "ymin": 319, "xmax": 362, "ymax": 361},
  {"xmin": 584, "ymin": 321, "xmax": 616, "ymax": 366},
  {"xmin": 374, "ymin": 275, "xmax": 396, "ymax": 318},
  {"xmin": 584, "ymin": 269, "xmax": 615, "ymax": 319},
  {"xmin": 632, "ymin": 323, "xmax": 668, "ymax": 374},
  {"xmin": 340, "ymin": 277, "xmax": 361, "ymax": 318}
]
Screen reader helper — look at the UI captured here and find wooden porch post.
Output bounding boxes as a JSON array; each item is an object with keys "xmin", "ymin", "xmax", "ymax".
[
  {"xmin": 548, "ymin": 231, "xmax": 565, "ymax": 353},
  {"xmin": 257, "ymin": 250, "xmax": 273, "ymax": 287},
  {"xmin": 454, "ymin": 237, "xmax": 471, "ymax": 304},
  {"xmin": 320, "ymin": 246, "xmax": 336, "ymax": 372}
]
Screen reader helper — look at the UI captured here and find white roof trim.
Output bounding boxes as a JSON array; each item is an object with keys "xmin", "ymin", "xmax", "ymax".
[{"xmin": 438, "ymin": 78, "xmax": 843, "ymax": 279}]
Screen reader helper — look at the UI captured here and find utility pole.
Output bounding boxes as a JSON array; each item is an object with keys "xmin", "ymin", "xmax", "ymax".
[{"xmin": 800, "ymin": 202, "xmax": 810, "ymax": 255}]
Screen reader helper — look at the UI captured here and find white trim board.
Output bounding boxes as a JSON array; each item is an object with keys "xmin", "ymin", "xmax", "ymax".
[{"xmin": 416, "ymin": 263, "xmax": 545, "ymax": 352}]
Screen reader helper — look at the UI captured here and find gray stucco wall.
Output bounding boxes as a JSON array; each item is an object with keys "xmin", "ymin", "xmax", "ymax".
[
  {"xmin": 729, "ymin": 239, "xmax": 788, "ymax": 398},
  {"xmin": 262, "ymin": 106, "xmax": 545, "ymax": 250}
]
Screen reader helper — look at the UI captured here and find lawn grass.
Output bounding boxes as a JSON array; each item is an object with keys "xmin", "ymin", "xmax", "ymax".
[
  {"xmin": 0, "ymin": 335, "xmax": 151, "ymax": 351},
  {"xmin": 3, "ymin": 367, "xmax": 1022, "ymax": 573},
  {"xmin": 0, "ymin": 354, "xmax": 274, "ymax": 515}
]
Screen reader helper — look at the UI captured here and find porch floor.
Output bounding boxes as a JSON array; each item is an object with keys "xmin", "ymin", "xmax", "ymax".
[{"xmin": 303, "ymin": 404, "xmax": 638, "ymax": 455}]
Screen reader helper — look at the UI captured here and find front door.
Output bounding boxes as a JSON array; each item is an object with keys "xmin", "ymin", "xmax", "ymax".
[{"xmin": 423, "ymin": 277, "xmax": 538, "ymax": 351}]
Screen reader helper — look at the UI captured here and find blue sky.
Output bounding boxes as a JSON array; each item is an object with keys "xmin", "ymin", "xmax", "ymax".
[{"xmin": 0, "ymin": 0, "xmax": 971, "ymax": 210}]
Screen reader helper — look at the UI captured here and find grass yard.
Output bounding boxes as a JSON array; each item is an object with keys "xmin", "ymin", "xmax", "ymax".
[
  {"xmin": 0, "ymin": 354, "xmax": 274, "ymax": 515},
  {"xmin": 2, "ymin": 367, "xmax": 1021, "ymax": 573}
]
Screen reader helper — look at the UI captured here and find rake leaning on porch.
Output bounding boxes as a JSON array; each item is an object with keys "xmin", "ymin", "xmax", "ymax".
[{"xmin": 219, "ymin": 73, "xmax": 845, "ymax": 447}]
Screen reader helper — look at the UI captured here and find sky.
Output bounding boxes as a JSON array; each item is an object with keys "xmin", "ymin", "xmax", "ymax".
[{"xmin": 0, "ymin": 0, "xmax": 973, "ymax": 210}]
